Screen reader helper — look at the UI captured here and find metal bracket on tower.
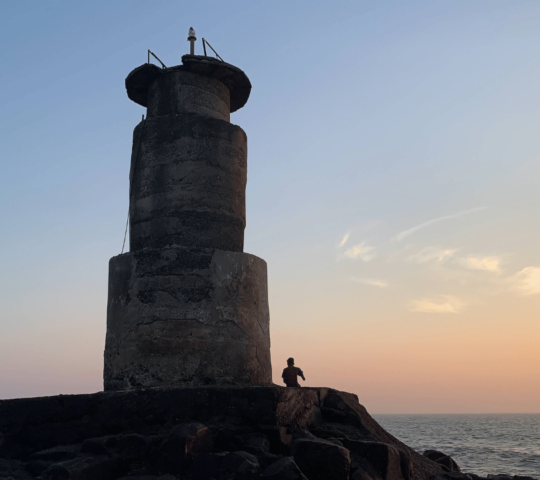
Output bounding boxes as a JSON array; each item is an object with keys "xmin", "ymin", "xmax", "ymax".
[
  {"xmin": 202, "ymin": 38, "xmax": 223, "ymax": 62},
  {"xmin": 147, "ymin": 49, "xmax": 166, "ymax": 69}
]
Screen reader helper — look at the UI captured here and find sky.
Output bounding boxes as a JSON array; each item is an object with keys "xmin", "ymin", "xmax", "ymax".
[{"xmin": 0, "ymin": 1, "xmax": 539, "ymax": 414}]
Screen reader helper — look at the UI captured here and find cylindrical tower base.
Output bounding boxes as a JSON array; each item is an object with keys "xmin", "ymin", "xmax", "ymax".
[{"xmin": 103, "ymin": 247, "xmax": 272, "ymax": 391}]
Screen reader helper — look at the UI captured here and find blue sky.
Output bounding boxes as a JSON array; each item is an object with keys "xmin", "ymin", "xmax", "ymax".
[{"xmin": 1, "ymin": 1, "xmax": 539, "ymax": 412}]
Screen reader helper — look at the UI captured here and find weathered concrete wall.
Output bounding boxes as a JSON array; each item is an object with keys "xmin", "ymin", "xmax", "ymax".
[
  {"xmin": 147, "ymin": 68, "xmax": 230, "ymax": 122},
  {"xmin": 128, "ymin": 113, "xmax": 247, "ymax": 252},
  {"xmin": 105, "ymin": 59, "xmax": 271, "ymax": 391},
  {"xmin": 104, "ymin": 247, "xmax": 272, "ymax": 391}
]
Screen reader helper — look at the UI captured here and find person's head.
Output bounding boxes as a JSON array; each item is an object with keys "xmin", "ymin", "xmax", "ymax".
[{"xmin": 287, "ymin": 357, "xmax": 294, "ymax": 366}]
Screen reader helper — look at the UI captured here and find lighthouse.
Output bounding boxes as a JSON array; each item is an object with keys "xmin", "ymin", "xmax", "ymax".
[{"xmin": 103, "ymin": 33, "xmax": 272, "ymax": 391}]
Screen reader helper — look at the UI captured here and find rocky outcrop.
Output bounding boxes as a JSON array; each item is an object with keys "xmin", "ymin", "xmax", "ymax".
[
  {"xmin": 0, "ymin": 386, "xmax": 518, "ymax": 480},
  {"xmin": 291, "ymin": 437, "xmax": 351, "ymax": 480}
]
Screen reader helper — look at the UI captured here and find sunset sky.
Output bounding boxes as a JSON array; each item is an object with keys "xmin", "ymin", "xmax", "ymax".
[{"xmin": 1, "ymin": 1, "xmax": 539, "ymax": 413}]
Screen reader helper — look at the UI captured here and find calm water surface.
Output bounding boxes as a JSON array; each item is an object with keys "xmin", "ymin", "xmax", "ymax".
[{"xmin": 373, "ymin": 414, "xmax": 540, "ymax": 478}]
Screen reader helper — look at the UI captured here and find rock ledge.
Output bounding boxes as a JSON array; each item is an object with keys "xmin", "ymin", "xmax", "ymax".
[{"xmin": 0, "ymin": 386, "xmax": 526, "ymax": 480}]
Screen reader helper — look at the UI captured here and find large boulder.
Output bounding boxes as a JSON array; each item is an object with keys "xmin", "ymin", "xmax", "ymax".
[
  {"xmin": 0, "ymin": 458, "xmax": 32, "ymax": 479},
  {"xmin": 221, "ymin": 451, "xmax": 260, "ymax": 479},
  {"xmin": 291, "ymin": 437, "xmax": 351, "ymax": 480},
  {"xmin": 41, "ymin": 454, "xmax": 120, "ymax": 480},
  {"xmin": 262, "ymin": 457, "xmax": 308, "ymax": 480},
  {"xmin": 343, "ymin": 440, "xmax": 405, "ymax": 480},
  {"xmin": 29, "ymin": 444, "xmax": 80, "ymax": 463},
  {"xmin": 155, "ymin": 422, "xmax": 213, "ymax": 475},
  {"xmin": 187, "ymin": 451, "xmax": 260, "ymax": 480}
]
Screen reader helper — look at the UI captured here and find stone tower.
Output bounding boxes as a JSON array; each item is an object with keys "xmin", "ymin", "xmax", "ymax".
[{"xmin": 103, "ymin": 49, "xmax": 272, "ymax": 391}]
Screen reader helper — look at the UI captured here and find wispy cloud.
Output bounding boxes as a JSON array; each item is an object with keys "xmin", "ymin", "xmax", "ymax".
[
  {"xmin": 343, "ymin": 242, "xmax": 376, "ymax": 262},
  {"xmin": 408, "ymin": 295, "xmax": 465, "ymax": 313},
  {"xmin": 339, "ymin": 233, "xmax": 350, "ymax": 247},
  {"xmin": 393, "ymin": 207, "xmax": 486, "ymax": 242},
  {"xmin": 350, "ymin": 277, "xmax": 388, "ymax": 287},
  {"xmin": 408, "ymin": 246, "xmax": 457, "ymax": 264},
  {"xmin": 459, "ymin": 256, "xmax": 501, "ymax": 273},
  {"xmin": 509, "ymin": 266, "xmax": 540, "ymax": 295}
]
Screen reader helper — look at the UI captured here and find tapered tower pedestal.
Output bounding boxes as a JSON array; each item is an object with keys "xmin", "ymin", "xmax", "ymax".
[{"xmin": 104, "ymin": 56, "xmax": 272, "ymax": 391}]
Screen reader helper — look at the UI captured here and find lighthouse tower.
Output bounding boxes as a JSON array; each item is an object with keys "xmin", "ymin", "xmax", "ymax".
[{"xmin": 103, "ymin": 34, "xmax": 272, "ymax": 391}]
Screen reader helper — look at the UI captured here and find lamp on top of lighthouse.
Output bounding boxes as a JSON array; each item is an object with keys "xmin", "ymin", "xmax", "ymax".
[{"xmin": 187, "ymin": 27, "xmax": 196, "ymax": 55}]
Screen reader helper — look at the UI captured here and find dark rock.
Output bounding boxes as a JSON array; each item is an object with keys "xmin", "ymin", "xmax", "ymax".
[
  {"xmin": 237, "ymin": 432, "xmax": 270, "ymax": 453},
  {"xmin": 291, "ymin": 437, "xmax": 351, "ymax": 480},
  {"xmin": 186, "ymin": 450, "xmax": 259, "ymax": 480},
  {"xmin": 0, "ymin": 458, "xmax": 32, "ymax": 479},
  {"xmin": 186, "ymin": 452, "xmax": 227, "ymax": 479},
  {"xmin": 256, "ymin": 452, "xmax": 282, "ymax": 470},
  {"xmin": 291, "ymin": 429, "xmax": 318, "ymax": 442},
  {"xmin": 42, "ymin": 454, "xmax": 120, "ymax": 480},
  {"xmin": 257, "ymin": 424, "xmax": 283, "ymax": 453},
  {"xmin": 114, "ymin": 433, "xmax": 151, "ymax": 460},
  {"xmin": 343, "ymin": 440, "xmax": 404, "ymax": 480},
  {"xmin": 207, "ymin": 419, "xmax": 246, "ymax": 452},
  {"xmin": 350, "ymin": 463, "xmax": 383, "ymax": 480},
  {"xmin": 320, "ymin": 391, "xmax": 371, "ymax": 432},
  {"xmin": 29, "ymin": 444, "xmax": 80, "ymax": 462},
  {"xmin": 26, "ymin": 459, "xmax": 51, "ymax": 476},
  {"xmin": 156, "ymin": 422, "xmax": 212, "ymax": 474},
  {"xmin": 0, "ymin": 386, "xmax": 449, "ymax": 480},
  {"xmin": 424, "ymin": 450, "xmax": 461, "ymax": 472},
  {"xmin": 116, "ymin": 476, "xmax": 175, "ymax": 480},
  {"xmin": 326, "ymin": 438, "xmax": 345, "ymax": 447},
  {"xmin": 464, "ymin": 474, "xmax": 487, "ymax": 480},
  {"xmin": 0, "ymin": 387, "xmax": 279, "ymax": 458},
  {"xmin": 262, "ymin": 456, "xmax": 307, "ymax": 480},
  {"xmin": 80, "ymin": 437, "xmax": 109, "ymax": 455},
  {"xmin": 116, "ymin": 477, "xmax": 159, "ymax": 480},
  {"xmin": 221, "ymin": 451, "xmax": 260, "ymax": 480},
  {"xmin": 169, "ymin": 423, "xmax": 213, "ymax": 455},
  {"xmin": 396, "ymin": 447, "xmax": 415, "ymax": 480},
  {"xmin": 279, "ymin": 427, "xmax": 293, "ymax": 448},
  {"xmin": 430, "ymin": 473, "xmax": 471, "ymax": 480}
]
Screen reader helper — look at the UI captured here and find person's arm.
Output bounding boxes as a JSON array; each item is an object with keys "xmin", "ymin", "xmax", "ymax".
[
  {"xmin": 298, "ymin": 368, "xmax": 305, "ymax": 381},
  {"xmin": 282, "ymin": 369, "xmax": 287, "ymax": 384}
]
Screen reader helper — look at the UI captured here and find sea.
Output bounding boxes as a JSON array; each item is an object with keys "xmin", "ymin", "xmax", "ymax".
[{"xmin": 373, "ymin": 414, "xmax": 540, "ymax": 478}]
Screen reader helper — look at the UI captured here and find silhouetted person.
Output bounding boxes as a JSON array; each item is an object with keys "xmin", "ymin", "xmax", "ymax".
[{"xmin": 282, "ymin": 357, "xmax": 305, "ymax": 387}]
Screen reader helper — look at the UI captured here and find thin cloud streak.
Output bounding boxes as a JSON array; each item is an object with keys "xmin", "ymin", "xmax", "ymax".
[
  {"xmin": 460, "ymin": 256, "xmax": 501, "ymax": 273},
  {"xmin": 509, "ymin": 266, "xmax": 540, "ymax": 296},
  {"xmin": 350, "ymin": 277, "xmax": 388, "ymax": 287},
  {"xmin": 339, "ymin": 233, "xmax": 349, "ymax": 247},
  {"xmin": 343, "ymin": 242, "xmax": 376, "ymax": 262},
  {"xmin": 408, "ymin": 246, "xmax": 457, "ymax": 263},
  {"xmin": 394, "ymin": 207, "xmax": 486, "ymax": 242},
  {"xmin": 409, "ymin": 295, "xmax": 465, "ymax": 313}
]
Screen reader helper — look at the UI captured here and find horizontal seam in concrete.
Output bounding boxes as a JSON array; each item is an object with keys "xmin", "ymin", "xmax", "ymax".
[{"xmin": 129, "ymin": 211, "xmax": 245, "ymax": 227}]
